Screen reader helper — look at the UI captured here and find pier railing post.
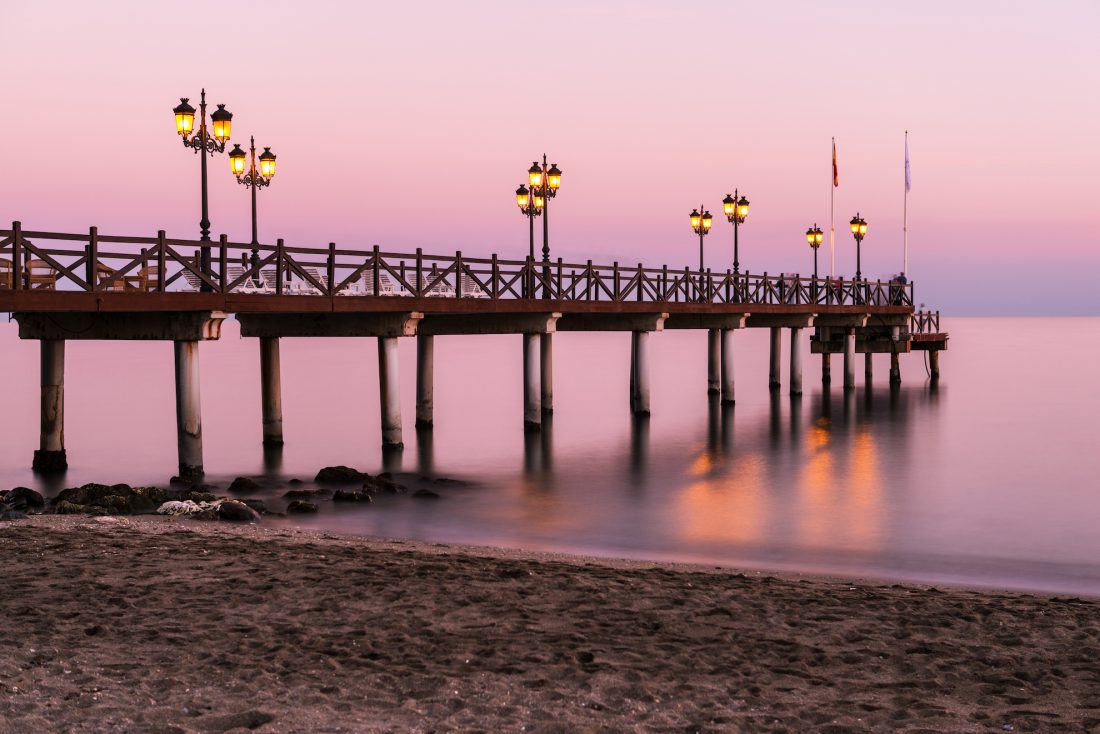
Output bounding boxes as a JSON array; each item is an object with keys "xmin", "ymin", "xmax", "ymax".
[
  {"xmin": 87, "ymin": 226, "xmax": 98, "ymax": 291},
  {"xmin": 174, "ymin": 340, "xmax": 204, "ymax": 482},
  {"xmin": 32, "ymin": 339, "xmax": 67, "ymax": 473},
  {"xmin": 12, "ymin": 221, "xmax": 22, "ymax": 291},
  {"xmin": 260, "ymin": 336, "xmax": 283, "ymax": 446}
]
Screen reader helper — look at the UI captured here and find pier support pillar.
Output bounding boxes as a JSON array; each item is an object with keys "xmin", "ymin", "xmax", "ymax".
[
  {"xmin": 541, "ymin": 333, "xmax": 554, "ymax": 414},
  {"xmin": 890, "ymin": 351, "xmax": 902, "ymax": 384},
  {"xmin": 523, "ymin": 333, "xmax": 541, "ymax": 432},
  {"xmin": 173, "ymin": 340, "xmax": 204, "ymax": 481},
  {"xmin": 416, "ymin": 334, "xmax": 434, "ymax": 428},
  {"xmin": 843, "ymin": 328, "xmax": 856, "ymax": 391},
  {"xmin": 32, "ymin": 339, "xmax": 67, "ymax": 473},
  {"xmin": 930, "ymin": 350, "xmax": 941, "ymax": 381},
  {"xmin": 631, "ymin": 331, "xmax": 651, "ymax": 415},
  {"xmin": 864, "ymin": 352, "xmax": 873, "ymax": 384},
  {"xmin": 789, "ymin": 328, "xmax": 803, "ymax": 396},
  {"xmin": 707, "ymin": 329, "xmax": 721, "ymax": 394},
  {"xmin": 378, "ymin": 336, "xmax": 403, "ymax": 449},
  {"xmin": 822, "ymin": 352, "xmax": 831, "ymax": 384},
  {"xmin": 259, "ymin": 337, "xmax": 283, "ymax": 446},
  {"xmin": 720, "ymin": 328, "xmax": 735, "ymax": 404},
  {"xmin": 769, "ymin": 327, "xmax": 782, "ymax": 391}
]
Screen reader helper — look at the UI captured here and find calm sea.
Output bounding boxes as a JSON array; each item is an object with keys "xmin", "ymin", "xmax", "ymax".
[{"xmin": 2, "ymin": 317, "xmax": 1097, "ymax": 595}]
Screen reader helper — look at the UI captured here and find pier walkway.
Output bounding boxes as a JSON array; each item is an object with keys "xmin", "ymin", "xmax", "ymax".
[{"xmin": 0, "ymin": 223, "xmax": 948, "ymax": 479}]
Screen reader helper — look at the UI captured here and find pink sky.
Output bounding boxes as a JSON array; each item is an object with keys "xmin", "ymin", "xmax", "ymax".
[{"xmin": 2, "ymin": 1, "xmax": 1097, "ymax": 314}]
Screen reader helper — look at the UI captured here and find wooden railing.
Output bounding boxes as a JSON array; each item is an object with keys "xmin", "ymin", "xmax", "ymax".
[
  {"xmin": 910, "ymin": 310, "xmax": 941, "ymax": 333},
  {"xmin": 0, "ymin": 224, "xmax": 915, "ymax": 308}
]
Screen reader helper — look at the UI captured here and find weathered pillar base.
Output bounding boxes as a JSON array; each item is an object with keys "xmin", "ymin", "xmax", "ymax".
[
  {"xmin": 174, "ymin": 340, "xmax": 204, "ymax": 481},
  {"xmin": 865, "ymin": 352, "xmax": 874, "ymax": 384},
  {"xmin": 378, "ymin": 336, "xmax": 404, "ymax": 449},
  {"xmin": 416, "ymin": 334, "xmax": 434, "ymax": 429},
  {"xmin": 821, "ymin": 352, "xmax": 832, "ymax": 384},
  {"xmin": 789, "ymin": 327, "xmax": 803, "ymax": 396},
  {"xmin": 36, "ymin": 339, "xmax": 67, "ymax": 473},
  {"xmin": 720, "ymin": 328, "xmax": 735, "ymax": 405},
  {"xmin": 707, "ymin": 329, "xmax": 721, "ymax": 394},
  {"xmin": 769, "ymin": 327, "xmax": 782, "ymax": 392},
  {"xmin": 843, "ymin": 329, "xmax": 856, "ymax": 391},
  {"xmin": 32, "ymin": 450, "xmax": 67, "ymax": 473},
  {"xmin": 541, "ymin": 333, "xmax": 554, "ymax": 414},
  {"xmin": 523, "ymin": 333, "xmax": 541, "ymax": 432},
  {"xmin": 890, "ymin": 351, "xmax": 902, "ymax": 384},
  {"xmin": 630, "ymin": 331, "xmax": 651, "ymax": 415},
  {"xmin": 260, "ymin": 336, "xmax": 284, "ymax": 446},
  {"xmin": 930, "ymin": 350, "xmax": 941, "ymax": 381}
]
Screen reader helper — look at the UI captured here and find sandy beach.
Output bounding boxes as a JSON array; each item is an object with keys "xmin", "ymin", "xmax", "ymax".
[{"xmin": 2, "ymin": 515, "xmax": 1099, "ymax": 733}]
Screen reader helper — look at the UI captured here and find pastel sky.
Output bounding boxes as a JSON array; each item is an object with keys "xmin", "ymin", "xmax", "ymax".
[{"xmin": 2, "ymin": 1, "xmax": 1097, "ymax": 314}]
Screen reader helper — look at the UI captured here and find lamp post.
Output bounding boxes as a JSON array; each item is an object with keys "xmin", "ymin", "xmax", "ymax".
[
  {"xmin": 849, "ymin": 213, "xmax": 868, "ymax": 282},
  {"xmin": 228, "ymin": 137, "xmax": 277, "ymax": 266},
  {"xmin": 806, "ymin": 223, "xmax": 823, "ymax": 299},
  {"xmin": 720, "ymin": 190, "xmax": 750, "ymax": 274},
  {"xmin": 689, "ymin": 204, "xmax": 713, "ymax": 301},
  {"xmin": 514, "ymin": 183, "xmax": 544, "ymax": 297},
  {"xmin": 525, "ymin": 155, "xmax": 562, "ymax": 297},
  {"xmin": 172, "ymin": 90, "xmax": 233, "ymax": 290}
]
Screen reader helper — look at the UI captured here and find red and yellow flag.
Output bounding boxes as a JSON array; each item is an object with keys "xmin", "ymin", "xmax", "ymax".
[{"xmin": 832, "ymin": 139, "xmax": 838, "ymax": 187}]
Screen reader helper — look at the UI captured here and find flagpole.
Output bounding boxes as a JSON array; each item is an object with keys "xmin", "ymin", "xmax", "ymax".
[
  {"xmin": 829, "ymin": 137, "xmax": 835, "ymax": 278},
  {"xmin": 903, "ymin": 130, "xmax": 909, "ymax": 276}
]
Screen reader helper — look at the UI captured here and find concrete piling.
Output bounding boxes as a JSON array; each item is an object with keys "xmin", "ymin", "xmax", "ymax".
[
  {"xmin": 378, "ymin": 336, "xmax": 404, "ymax": 448},
  {"xmin": 789, "ymin": 327, "xmax": 803, "ymax": 396},
  {"xmin": 707, "ymin": 328, "xmax": 721, "ymax": 394},
  {"xmin": 865, "ymin": 352, "xmax": 873, "ymax": 384},
  {"xmin": 523, "ymin": 333, "xmax": 541, "ymax": 431},
  {"xmin": 930, "ymin": 350, "xmax": 941, "ymax": 381},
  {"xmin": 416, "ymin": 334, "xmax": 434, "ymax": 428},
  {"xmin": 173, "ymin": 340, "xmax": 204, "ymax": 481},
  {"xmin": 541, "ymin": 333, "xmax": 553, "ymax": 414},
  {"xmin": 822, "ymin": 352, "xmax": 832, "ymax": 384},
  {"xmin": 32, "ymin": 339, "xmax": 67, "ymax": 473},
  {"xmin": 720, "ymin": 328, "xmax": 735, "ymax": 405},
  {"xmin": 769, "ymin": 327, "xmax": 782, "ymax": 391},
  {"xmin": 631, "ymin": 331, "xmax": 651, "ymax": 415},
  {"xmin": 259, "ymin": 336, "xmax": 283, "ymax": 446},
  {"xmin": 843, "ymin": 328, "xmax": 856, "ymax": 391},
  {"xmin": 890, "ymin": 351, "xmax": 902, "ymax": 384}
]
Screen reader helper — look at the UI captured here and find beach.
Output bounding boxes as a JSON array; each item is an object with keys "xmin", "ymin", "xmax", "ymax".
[{"xmin": 1, "ymin": 516, "xmax": 1098, "ymax": 733}]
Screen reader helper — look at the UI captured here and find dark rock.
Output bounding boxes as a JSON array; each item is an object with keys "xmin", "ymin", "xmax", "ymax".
[
  {"xmin": 412, "ymin": 489, "xmax": 441, "ymax": 500},
  {"xmin": 126, "ymin": 493, "xmax": 157, "ymax": 515},
  {"xmin": 169, "ymin": 475, "xmax": 199, "ymax": 488},
  {"xmin": 315, "ymin": 466, "xmax": 368, "ymax": 484},
  {"xmin": 332, "ymin": 489, "xmax": 373, "ymax": 503},
  {"xmin": 241, "ymin": 498, "xmax": 269, "ymax": 515},
  {"xmin": 4, "ymin": 487, "xmax": 46, "ymax": 510},
  {"xmin": 217, "ymin": 500, "xmax": 261, "ymax": 523},
  {"xmin": 190, "ymin": 508, "xmax": 219, "ymax": 521},
  {"xmin": 283, "ymin": 488, "xmax": 327, "ymax": 499},
  {"xmin": 228, "ymin": 476, "xmax": 263, "ymax": 494},
  {"xmin": 286, "ymin": 500, "xmax": 318, "ymax": 514},
  {"xmin": 431, "ymin": 476, "xmax": 469, "ymax": 486},
  {"xmin": 132, "ymin": 486, "xmax": 168, "ymax": 506},
  {"xmin": 287, "ymin": 478, "xmax": 304, "ymax": 486},
  {"xmin": 185, "ymin": 491, "xmax": 218, "ymax": 503},
  {"xmin": 0, "ymin": 509, "xmax": 28, "ymax": 521},
  {"xmin": 54, "ymin": 501, "xmax": 107, "ymax": 516},
  {"xmin": 364, "ymin": 475, "xmax": 405, "ymax": 494}
]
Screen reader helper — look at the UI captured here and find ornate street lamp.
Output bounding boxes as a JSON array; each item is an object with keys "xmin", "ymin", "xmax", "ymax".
[
  {"xmin": 524, "ymin": 155, "xmax": 562, "ymax": 297},
  {"xmin": 806, "ymin": 223, "xmax": 824, "ymax": 299},
  {"xmin": 515, "ymin": 183, "xmax": 544, "ymax": 296},
  {"xmin": 721, "ymin": 190, "xmax": 750, "ymax": 274},
  {"xmin": 849, "ymin": 212, "xmax": 868, "ymax": 282},
  {"xmin": 172, "ymin": 89, "xmax": 233, "ymax": 290},
  {"xmin": 228, "ymin": 136, "xmax": 276, "ymax": 270},
  {"xmin": 689, "ymin": 204, "xmax": 713, "ymax": 272}
]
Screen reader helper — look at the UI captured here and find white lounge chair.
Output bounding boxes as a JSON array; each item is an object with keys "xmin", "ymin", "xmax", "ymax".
[
  {"xmin": 459, "ymin": 273, "xmax": 489, "ymax": 299},
  {"xmin": 361, "ymin": 270, "xmax": 405, "ymax": 296}
]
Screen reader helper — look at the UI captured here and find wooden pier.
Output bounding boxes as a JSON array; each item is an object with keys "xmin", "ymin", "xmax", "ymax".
[{"xmin": 0, "ymin": 223, "xmax": 948, "ymax": 479}]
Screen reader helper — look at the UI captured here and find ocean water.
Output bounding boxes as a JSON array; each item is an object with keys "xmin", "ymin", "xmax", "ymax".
[{"xmin": 1, "ymin": 316, "xmax": 1098, "ymax": 596}]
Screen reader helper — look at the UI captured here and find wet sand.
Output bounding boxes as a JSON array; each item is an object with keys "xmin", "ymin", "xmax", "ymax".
[{"xmin": 2, "ymin": 516, "xmax": 1099, "ymax": 733}]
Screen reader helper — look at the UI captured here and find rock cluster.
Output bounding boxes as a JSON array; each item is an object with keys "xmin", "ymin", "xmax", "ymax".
[{"xmin": 0, "ymin": 487, "xmax": 45, "ymax": 520}]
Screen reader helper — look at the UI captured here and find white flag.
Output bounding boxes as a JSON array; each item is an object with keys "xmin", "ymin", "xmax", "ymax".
[{"xmin": 904, "ymin": 134, "xmax": 911, "ymax": 192}]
